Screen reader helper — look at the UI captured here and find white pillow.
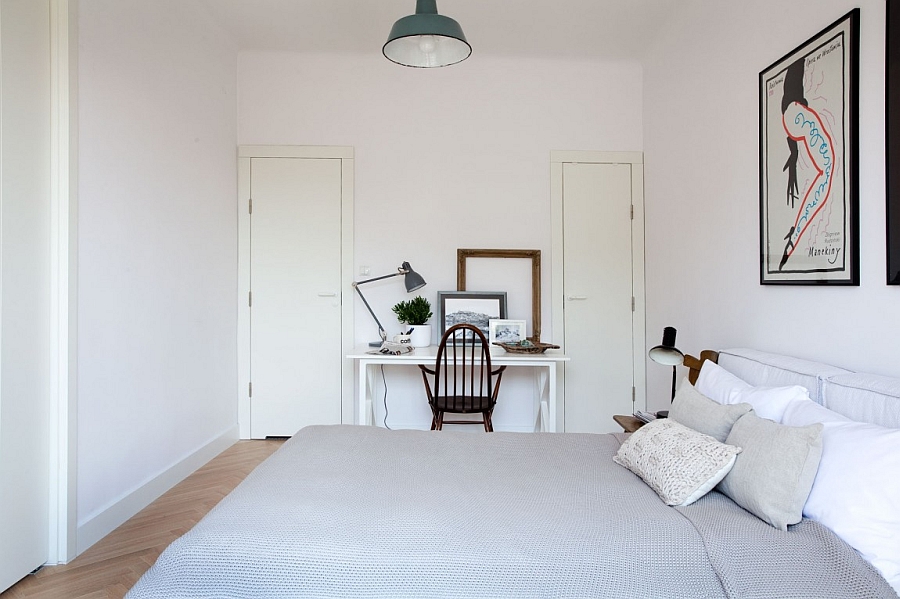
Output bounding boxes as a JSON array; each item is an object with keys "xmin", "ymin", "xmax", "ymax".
[
  {"xmin": 613, "ymin": 419, "xmax": 742, "ymax": 507},
  {"xmin": 696, "ymin": 360, "xmax": 810, "ymax": 422},
  {"xmin": 782, "ymin": 400, "xmax": 900, "ymax": 594},
  {"xmin": 695, "ymin": 359, "xmax": 750, "ymax": 403},
  {"xmin": 781, "ymin": 397, "xmax": 851, "ymax": 425}
]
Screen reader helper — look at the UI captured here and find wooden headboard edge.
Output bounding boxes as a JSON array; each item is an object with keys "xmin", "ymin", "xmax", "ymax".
[{"xmin": 684, "ymin": 350, "xmax": 719, "ymax": 385}]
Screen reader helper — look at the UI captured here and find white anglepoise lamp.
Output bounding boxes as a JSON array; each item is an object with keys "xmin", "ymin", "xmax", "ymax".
[{"xmin": 352, "ymin": 262, "xmax": 426, "ymax": 346}]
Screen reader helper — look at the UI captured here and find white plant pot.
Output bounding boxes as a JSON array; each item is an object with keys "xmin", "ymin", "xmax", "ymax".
[{"xmin": 408, "ymin": 324, "xmax": 432, "ymax": 348}]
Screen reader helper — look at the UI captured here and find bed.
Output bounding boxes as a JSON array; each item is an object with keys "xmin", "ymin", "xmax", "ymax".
[{"xmin": 127, "ymin": 349, "xmax": 900, "ymax": 598}]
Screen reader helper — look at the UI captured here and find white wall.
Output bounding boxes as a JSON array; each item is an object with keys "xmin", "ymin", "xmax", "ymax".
[
  {"xmin": 643, "ymin": 0, "xmax": 898, "ymax": 410},
  {"xmin": 76, "ymin": 0, "xmax": 238, "ymax": 548},
  {"xmin": 238, "ymin": 52, "xmax": 643, "ymax": 429}
]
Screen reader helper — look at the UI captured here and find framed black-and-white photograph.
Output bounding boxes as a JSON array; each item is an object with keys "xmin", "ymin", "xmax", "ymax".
[
  {"xmin": 489, "ymin": 319, "xmax": 526, "ymax": 345},
  {"xmin": 438, "ymin": 291, "xmax": 507, "ymax": 341},
  {"xmin": 759, "ymin": 9, "xmax": 859, "ymax": 285}
]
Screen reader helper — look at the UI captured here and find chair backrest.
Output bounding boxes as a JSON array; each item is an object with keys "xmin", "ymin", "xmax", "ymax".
[{"xmin": 430, "ymin": 324, "xmax": 497, "ymax": 412}]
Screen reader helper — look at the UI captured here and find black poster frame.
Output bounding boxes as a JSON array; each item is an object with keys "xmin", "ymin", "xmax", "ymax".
[{"xmin": 888, "ymin": 0, "xmax": 900, "ymax": 283}]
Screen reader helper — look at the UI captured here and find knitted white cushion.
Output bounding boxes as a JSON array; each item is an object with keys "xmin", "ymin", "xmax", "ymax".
[{"xmin": 614, "ymin": 419, "xmax": 742, "ymax": 506}]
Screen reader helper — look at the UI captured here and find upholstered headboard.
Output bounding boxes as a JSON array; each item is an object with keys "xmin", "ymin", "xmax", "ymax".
[{"xmin": 684, "ymin": 347, "xmax": 900, "ymax": 429}]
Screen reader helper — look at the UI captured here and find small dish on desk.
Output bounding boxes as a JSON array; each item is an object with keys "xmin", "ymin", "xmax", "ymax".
[{"xmin": 493, "ymin": 340, "xmax": 560, "ymax": 354}]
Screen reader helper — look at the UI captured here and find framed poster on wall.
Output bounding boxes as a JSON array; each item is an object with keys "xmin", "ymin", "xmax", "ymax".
[{"xmin": 759, "ymin": 9, "xmax": 859, "ymax": 285}]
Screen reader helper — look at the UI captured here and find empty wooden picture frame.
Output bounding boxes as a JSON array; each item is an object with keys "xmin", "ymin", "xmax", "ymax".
[{"xmin": 457, "ymin": 249, "xmax": 541, "ymax": 341}]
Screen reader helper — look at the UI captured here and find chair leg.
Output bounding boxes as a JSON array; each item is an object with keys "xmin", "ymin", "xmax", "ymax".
[
  {"xmin": 483, "ymin": 412, "xmax": 493, "ymax": 432},
  {"xmin": 436, "ymin": 411, "xmax": 444, "ymax": 431}
]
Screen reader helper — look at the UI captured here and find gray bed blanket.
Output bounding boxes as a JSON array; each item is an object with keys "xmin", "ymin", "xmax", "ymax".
[{"xmin": 127, "ymin": 425, "xmax": 896, "ymax": 599}]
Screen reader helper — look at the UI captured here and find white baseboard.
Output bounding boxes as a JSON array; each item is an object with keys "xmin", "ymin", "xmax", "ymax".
[{"xmin": 75, "ymin": 425, "xmax": 239, "ymax": 555}]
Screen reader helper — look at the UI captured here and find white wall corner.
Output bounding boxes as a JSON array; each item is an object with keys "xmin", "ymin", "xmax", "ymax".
[{"xmin": 75, "ymin": 426, "xmax": 239, "ymax": 555}]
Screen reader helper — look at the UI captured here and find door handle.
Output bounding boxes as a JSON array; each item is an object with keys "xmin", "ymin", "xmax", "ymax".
[
  {"xmin": 317, "ymin": 292, "xmax": 338, "ymax": 297},
  {"xmin": 566, "ymin": 295, "xmax": 588, "ymax": 301}
]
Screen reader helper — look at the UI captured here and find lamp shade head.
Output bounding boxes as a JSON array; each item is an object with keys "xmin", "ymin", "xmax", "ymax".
[
  {"xmin": 383, "ymin": 0, "xmax": 471, "ymax": 68},
  {"xmin": 401, "ymin": 261, "xmax": 426, "ymax": 292},
  {"xmin": 649, "ymin": 326, "xmax": 684, "ymax": 366}
]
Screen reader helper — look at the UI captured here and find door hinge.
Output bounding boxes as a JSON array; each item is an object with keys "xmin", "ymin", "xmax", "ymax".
[
  {"xmin": 631, "ymin": 296, "xmax": 635, "ymax": 312},
  {"xmin": 249, "ymin": 291, "xmax": 252, "ymax": 307},
  {"xmin": 249, "ymin": 198, "xmax": 253, "ymax": 214},
  {"xmin": 630, "ymin": 204, "xmax": 634, "ymax": 220},
  {"xmin": 632, "ymin": 386, "xmax": 636, "ymax": 404},
  {"xmin": 249, "ymin": 382, "xmax": 252, "ymax": 397}
]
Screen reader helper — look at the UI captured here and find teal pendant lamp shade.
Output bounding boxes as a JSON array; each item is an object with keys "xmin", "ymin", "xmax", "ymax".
[{"xmin": 383, "ymin": 0, "xmax": 471, "ymax": 68}]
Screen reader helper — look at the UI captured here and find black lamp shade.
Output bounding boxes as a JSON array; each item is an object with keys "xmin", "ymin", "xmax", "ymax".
[{"xmin": 649, "ymin": 326, "xmax": 684, "ymax": 366}]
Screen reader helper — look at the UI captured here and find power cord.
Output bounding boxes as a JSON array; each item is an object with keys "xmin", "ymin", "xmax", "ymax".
[{"xmin": 381, "ymin": 364, "xmax": 391, "ymax": 429}]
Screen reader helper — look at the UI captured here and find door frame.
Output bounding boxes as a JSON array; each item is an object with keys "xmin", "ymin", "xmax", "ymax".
[
  {"xmin": 237, "ymin": 146, "xmax": 355, "ymax": 438},
  {"xmin": 49, "ymin": 0, "xmax": 78, "ymax": 564},
  {"xmin": 550, "ymin": 151, "xmax": 646, "ymax": 432}
]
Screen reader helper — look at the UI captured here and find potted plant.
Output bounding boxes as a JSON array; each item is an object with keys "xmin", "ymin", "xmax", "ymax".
[{"xmin": 392, "ymin": 295, "xmax": 433, "ymax": 348}]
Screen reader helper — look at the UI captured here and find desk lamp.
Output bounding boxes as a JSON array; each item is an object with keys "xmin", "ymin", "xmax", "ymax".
[
  {"xmin": 649, "ymin": 326, "xmax": 685, "ymax": 410},
  {"xmin": 352, "ymin": 262, "xmax": 426, "ymax": 346}
]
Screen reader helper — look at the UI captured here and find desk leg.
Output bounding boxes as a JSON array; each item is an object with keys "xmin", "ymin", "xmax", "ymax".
[
  {"xmin": 548, "ymin": 365, "xmax": 557, "ymax": 433},
  {"xmin": 532, "ymin": 365, "xmax": 557, "ymax": 433},
  {"xmin": 357, "ymin": 361, "xmax": 377, "ymax": 426},
  {"xmin": 357, "ymin": 362, "xmax": 367, "ymax": 425}
]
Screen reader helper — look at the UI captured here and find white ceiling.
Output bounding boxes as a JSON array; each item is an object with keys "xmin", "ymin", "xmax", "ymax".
[{"xmin": 199, "ymin": 0, "xmax": 681, "ymax": 61}]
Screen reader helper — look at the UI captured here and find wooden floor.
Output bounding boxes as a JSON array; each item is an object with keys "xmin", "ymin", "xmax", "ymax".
[{"xmin": 1, "ymin": 439, "xmax": 285, "ymax": 599}]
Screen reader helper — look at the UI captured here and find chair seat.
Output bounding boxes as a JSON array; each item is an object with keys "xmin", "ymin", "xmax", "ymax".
[{"xmin": 431, "ymin": 395, "xmax": 492, "ymax": 413}]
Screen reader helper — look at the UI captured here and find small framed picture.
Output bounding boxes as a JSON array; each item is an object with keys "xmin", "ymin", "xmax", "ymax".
[
  {"xmin": 438, "ymin": 291, "xmax": 507, "ymax": 341},
  {"xmin": 489, "ymin": 319, "xmax": 526, "ymax": 345}
]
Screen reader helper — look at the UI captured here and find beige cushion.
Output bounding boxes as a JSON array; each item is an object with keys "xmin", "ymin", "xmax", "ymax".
[
  {"xmin": 718, "ymin": 412, "xmax": 823, "ymax": 530},
  {"xmin": 613, "ymin": 419, "xmax": 742, "ymax": 507},
  {"xmin": 670, "ymin": 379, "xmax": 752, "ymax": 442}
]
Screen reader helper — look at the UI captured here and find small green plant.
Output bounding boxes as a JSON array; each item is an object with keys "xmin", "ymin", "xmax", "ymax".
[{"xmin": 392, "ymin": 295, "xmax": 432, "ymax": 325}]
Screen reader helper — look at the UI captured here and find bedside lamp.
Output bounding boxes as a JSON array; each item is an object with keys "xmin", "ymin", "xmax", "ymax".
[
  {"xmin": 649, "ymin": 326, "xmax": 684, "ymax": 405},
  {"xmin": 352, "ymin": 262, "xmax": 426, "ymax": 346}
]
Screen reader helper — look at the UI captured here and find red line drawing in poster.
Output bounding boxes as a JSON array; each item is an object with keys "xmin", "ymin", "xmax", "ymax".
[{"xmin": 779, "ymin": 99, "xmax": 836, "ymax": 270}]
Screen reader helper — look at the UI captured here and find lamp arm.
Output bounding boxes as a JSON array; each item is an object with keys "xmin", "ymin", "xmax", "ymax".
[
  {"xmin": 353, "ymin": 269, "xmax": 407, "ymax": 286},
  {"xmin": 352, "ymin": 282, "xmax": 388, "ymax": 342}
]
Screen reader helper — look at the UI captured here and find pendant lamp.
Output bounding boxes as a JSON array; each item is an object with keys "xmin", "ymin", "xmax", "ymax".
[{"xmin": 383, "ymin": 0, "xmax": 471, "ymax": 68}]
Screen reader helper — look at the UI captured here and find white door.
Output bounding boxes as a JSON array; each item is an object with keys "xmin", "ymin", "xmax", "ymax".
[
  {"xmin": 248, "ymin": 157, "xmax": 344, "ymax": 438},
  {"xmin": 552, "ymin": 154, "xmax": 646, "ymax": 433},
  {"xmin": 0, "ymin": 0, "xmax": 52, "ymax": 591}
]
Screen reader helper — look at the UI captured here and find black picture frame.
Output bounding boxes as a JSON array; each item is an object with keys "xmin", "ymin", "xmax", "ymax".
[
  {"xmin": 437, "ymin": 291, "xmax": 507, "ymax": 341},
  {"xmin": 759, "ymin": 9, "xmax": 860, "ymax": 285},
  {"xmin": 888, "ymin": 0, "xmax": 900, "ymax": 284}
]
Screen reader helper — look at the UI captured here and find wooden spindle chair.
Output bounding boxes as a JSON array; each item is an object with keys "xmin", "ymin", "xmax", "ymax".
[{"xmin": 418, "ymin": 324, "xmax": 507, "ymax": 432}]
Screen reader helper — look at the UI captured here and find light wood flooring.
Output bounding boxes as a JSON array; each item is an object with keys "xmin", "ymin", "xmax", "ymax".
[{"xmin": 1, "ymin": 439, "xmax": 285, "ymax": 599}]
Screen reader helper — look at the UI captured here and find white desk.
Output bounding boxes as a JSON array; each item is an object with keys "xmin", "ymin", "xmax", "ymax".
[{"xmin": 347, "ymin": 346, "xmax": 569, "ymax": 432}]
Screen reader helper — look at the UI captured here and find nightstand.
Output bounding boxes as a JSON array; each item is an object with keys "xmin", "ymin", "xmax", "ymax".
[{"xmin": 612, "ymin": 414, "xmax": 645, "ymax": 433}]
